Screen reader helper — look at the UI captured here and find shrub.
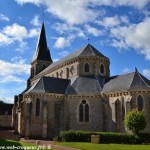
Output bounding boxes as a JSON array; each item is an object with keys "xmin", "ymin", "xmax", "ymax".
[
  {"xmin": 59, "ymin": 130, "xmax": 143, "ymax": 144},
  {"xmin": 60, "ymin": 130, "xmax": 92, "ymax": 142},
  {"xmin": 124, "ymin": 109, "xmax": 147, "ymax": 134}
]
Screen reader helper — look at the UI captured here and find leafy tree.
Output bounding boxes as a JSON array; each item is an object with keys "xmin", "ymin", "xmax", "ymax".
[{"xmin": 124, "ymin": 109, "xmax": 147, "ymax": 134}]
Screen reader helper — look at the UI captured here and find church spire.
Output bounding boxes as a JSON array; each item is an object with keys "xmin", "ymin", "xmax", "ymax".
[
  {"xmin": 32, "ymin": 22, "xmax": 52, "ymax": 63},
  {"xmin": 29, "ymin": 22, "xmax": 53, "ymax": 82}
]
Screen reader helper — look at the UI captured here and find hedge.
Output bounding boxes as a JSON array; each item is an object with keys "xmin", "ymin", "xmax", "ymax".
[{"xmin": 60, "ymin": 130, "xmax": 150, "ymax": 144}]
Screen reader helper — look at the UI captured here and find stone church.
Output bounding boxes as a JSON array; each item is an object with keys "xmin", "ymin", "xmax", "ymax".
[{"xmin": 12, "ymin": 23, "xmax": 150, "ymax": 139}]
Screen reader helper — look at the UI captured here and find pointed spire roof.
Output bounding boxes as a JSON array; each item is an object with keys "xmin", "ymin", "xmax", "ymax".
[{"xmin": 32, "ymin": 22, "xmax": 52, "ymax": 63}]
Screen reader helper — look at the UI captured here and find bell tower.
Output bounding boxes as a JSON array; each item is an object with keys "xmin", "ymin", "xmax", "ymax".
[
  {"xmin": 30, "ymin": 22, "xmax": 53, "ymax": 78},
  {"xmin": 27, "ymin": 22, "xmax": 52, "ymax": 88}
]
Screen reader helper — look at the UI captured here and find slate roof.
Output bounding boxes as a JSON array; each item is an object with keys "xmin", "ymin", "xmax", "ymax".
[
  {"xmin": 103, "ymin": 69, "xmax": 150, "ymax": 93},
  {"xmin": 25, "ymin": 76, "xmax": 70, "ymax": 94},
  {"xmin": 25, "ymin": 75, "xmax": 106, "ymax": 95},
  {"xmin": 32, "ymin": 22, "xmax": 52, "ymax": 63},
  {"xmin": 66, "ymin": 75, "xmax": 106, "ymax": 95},
  {"xmin": 38, "ymin": 44, "xmax": 108, "ymax": 75}
]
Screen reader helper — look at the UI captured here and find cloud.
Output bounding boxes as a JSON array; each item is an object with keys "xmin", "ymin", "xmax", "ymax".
[
  {"xmin": 0, "ymin": 23, "xmax": 40, "ymax": 51},
  {"xmin": 122, "ymin": 67, "xmax": 130, "ymax": 73},
  {"xmin": 0, "ymin": 75, "xmax": 25, "ymax": 84},
  {"xmin": 30, "ymin": 15, "xmax": 40, "ymax": 26},
  {"xmin": 54, "ymin": 35, "xmax": 74, "ymax": 49},
  {"xmin": 96, "ymin": 16, "xmax": 121, "ymax": 28},
  {"xmin": 15, "ymin": 0, "xmax": 150, "ymax": 25},
  {"xmin": 0, "ymin": 14, "xmax": 10, "ymax": 22},
  {"xmin": 0, "ymin": 59, "xmax": 30, "ymax": 76},
  {"xmin": 52, "ymin": 22, "xmax": 85, "ymax": 37},
  {"xmin": 58, "ymin": 51, "xmax": 69, "ymax": 57},
  {"xmin": 84, "ymin": 24, "xmax": 103, "ymax": 36},
  {"xmin": 142, "ymin": 69, "xmax": 150, "ymax": 78},
  {"xmin": 110, "ymin": 17, "xmax": 150, "ymax": 60},
  {"xmin": 53, "ymin": 58, "xmax": 60, "ymax": 62}
]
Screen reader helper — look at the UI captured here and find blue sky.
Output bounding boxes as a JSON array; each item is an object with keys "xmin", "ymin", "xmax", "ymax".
[{"xmin": 0, "ymin": 0, "xmax": 150, "ymax": 103}]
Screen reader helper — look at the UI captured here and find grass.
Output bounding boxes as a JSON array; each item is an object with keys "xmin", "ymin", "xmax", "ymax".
[
  {"xmin": 0, "ymin": 139, "xmax": 52, "ymax": 150},
  {"xmin": 55, "ymin": 142, "xmax": 150, "ymax": 150}
]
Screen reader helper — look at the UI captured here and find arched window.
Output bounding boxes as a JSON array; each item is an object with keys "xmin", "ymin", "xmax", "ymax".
[
  {"xmin": 79, "ymin": 100, "xmax": 89, "ymax": 122},
  {"xmin": 43, "ymin": 64, "xmax": 46, "ymax": 70},
  {"xmin": 31, "ymin": 68, "xmax": 34, "ymax": 77},
  {"xmin": 100, "ymin": 64, "xmax": 104, "ymax": 74},
  {"xmin": 36, "ymin": 64, "xmax": 40, "ymax": 74},
  {"xmin": 56, "ymin": 72, "xmax": 59, "ymax": 78},
  {"xmin": 84, "ymin": 63, "xmax": 90, "ymax": 72},
  {"xmin": 137, "ymin": 95, "xmax": 143, "ymax": 111},
  {"xmin": 66, "ymin": 68, "xmax": 69, "ymax": 78},
  {"xmin": 36, "ymin": 98, "xmax": 40, "ymax": 116},
  {"xmin": 79, "ymin": 104, "xmax": 83, "ymax": 122}
]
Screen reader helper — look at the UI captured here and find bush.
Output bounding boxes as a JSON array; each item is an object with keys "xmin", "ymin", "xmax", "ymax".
[
  {"xmin": 124, "ymin": 109, "xmax": 147, "ymax": 134},
  {"xmin": 60, "ymin": 130, "xmax": 144, "ymax": 144},
  {"xmin": 60, "ymin": 130, "xmax": 92, "ymax": 142}
]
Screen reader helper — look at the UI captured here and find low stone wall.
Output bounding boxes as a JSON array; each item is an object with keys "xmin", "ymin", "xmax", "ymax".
[
  {"xmin": 91, "ymin": 135, "xmax": 100, "ymax": 143},
  {"xmin": 0, "ymin": 115, "xmax": 12, "ymax": 127}
]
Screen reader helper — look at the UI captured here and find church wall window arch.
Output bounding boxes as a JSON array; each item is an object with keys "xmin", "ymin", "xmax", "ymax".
[
  {"xmin": 42, "ymin": 64, "xmax": 46, "ymax": 70},
  {"xmin": 100, "ymin": 64, "xmax": 105, "ymax": 74},
  {"xmin": 66, "ymin": 68, "xmax": 69, "ymax": 78},
  {"xmin": 79, "ymin": 100, "xmax": 89, "ymax": 122},
  {"xmin": 84, "ymin": 63, "xmax": 90, "ymax": 73},
  {"xmin": 56, "ymin": 72, "xmax": 59, "ymax": 78},
  {"xmin": 35, "ymin": 98, "xmax": 40, "ymax": 116},
  {"xmin": 137, "ymin": 95, "xmax": 143, "ymax": 111},
  {"xmin": 36, "ymin": 64, "xmax": 40, "ymax": 74}
]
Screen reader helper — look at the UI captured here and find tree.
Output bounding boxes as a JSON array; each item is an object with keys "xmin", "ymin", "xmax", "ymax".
[{"xmin": 124, "ymin": 109, "xmax": 147, "ymax": 134}]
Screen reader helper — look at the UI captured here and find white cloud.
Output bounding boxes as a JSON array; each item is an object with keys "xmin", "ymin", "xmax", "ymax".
[
  {"xmin": 15, "ymin": 0, "xmax": 150, "ymax": 25},
  {"xmin": 54, "ymin": 37, "xmax": 70, "ymax": 49},
  {"xmin": 0, "ymin": 33, "xmax": 13, "ymax": 45},
  {"xmin": 0, "ymin": 75, "xmax": 25, "ymax": 84},
  {"xmin": 142, "ymin": 69, "xmax": 150, "ymax": 77},
  {"xmin": 11, "ymin": 56, "xmax": 26, "ymax": 64},
  {"xmin": 0, "ymin": 59, "xmax": 30, "ymax": 76},
  {"xmin": 0, "ymin": 23, "xmax": 40, "ymax": 52},
  {"xmin": 15, "ymin": 0, "xmax": 42, "ymax": 5},
  {"xmin": 54, "ymin": 35, "xmax": 74, "ymax": 49},
  {"xmin": 30, "ymin": 15, "xmax": 40, "ymax": 26},
  {"xmin": 58, "ymin": 51, "xmax": 69, "ymax": 57},
  {"xmin": 0, "ymin": 14, "xmax": 10, "ymax": 22},
  {"xmin": 96, "ymin": 16, "xmax": 121, "ymax": 28},
  {"xmin": 52, "ymin": 23, "xmax": 85, "ymax": 37},
  {"xmin": 84, "ymin": 24, "xmax": 103, "ymax": 36},
  {"xmin": 122, "ymin": 67, "xmax": 130, "ymax": 73},
  {"xmin": 53, "ymin": 58, "xmax": 59, "ymax": 62},
  {"xmin": 110, "ymin": 17, "xmax": 150, "ymax": 60}
]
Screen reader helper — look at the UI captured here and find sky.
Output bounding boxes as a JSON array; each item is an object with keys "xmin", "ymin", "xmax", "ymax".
[{"xmin": 0, "ymin": 0, "xmax": 150, "ymax": 103}]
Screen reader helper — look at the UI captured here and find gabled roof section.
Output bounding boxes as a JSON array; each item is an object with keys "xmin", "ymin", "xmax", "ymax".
[
  {"xmin": 38, "ymin": 44, "xmax": 108, "ymax": 75},
  {"xmin": 32, "ymin": 22, "xmax": 52, "ymax": 63},
  {"xmin": 79, "ymin": 44, "xmax": 108, "ymax": 58},
  {"xmin": 66, "ymin": 75, "xmax": 106, "ymax": 95},
  {"xmin": 103, "ymin": 69, "xmax": 150, "ymax": 93},
  {"xmin": 24, "ymin": 76, "xmax": 70, "ymax": 94}
]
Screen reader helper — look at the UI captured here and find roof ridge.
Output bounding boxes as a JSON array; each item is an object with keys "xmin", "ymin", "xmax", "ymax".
[
  {"xmin": 136, "ymin": 71, "xmax": 150, "ymax": 88},
  {"xmin": 89, "ymin": 44, "xmax": 95, "ymax": 55},
  {"xmin": 42, "ymin": 77, "xmax": 46, "ymax": 93},
  {"xmin": 78, "ymin": 44, "xmax": 89, "ymax": 56},
  {"xmin": 128, "ymin": 71, "xmax": 136, "ymax": 89}
]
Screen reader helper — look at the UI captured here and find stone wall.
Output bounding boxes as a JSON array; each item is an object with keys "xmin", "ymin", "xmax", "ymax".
[
  {"xmin": 66, "ymin": 96, "xmax": 103, "ymax": 131},
  {"xmin": 0, "ymin": 115, "xmax": 12, "ymax": 127}
]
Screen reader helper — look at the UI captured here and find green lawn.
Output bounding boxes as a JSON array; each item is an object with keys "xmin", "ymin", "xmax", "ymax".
[
  {"xmin": 0, "ymin": 139, "xmax": 52, "ymax": 150},
  {"xmin": 55, "ymin": 142, "xmax": 150, "ymax": 150}
]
